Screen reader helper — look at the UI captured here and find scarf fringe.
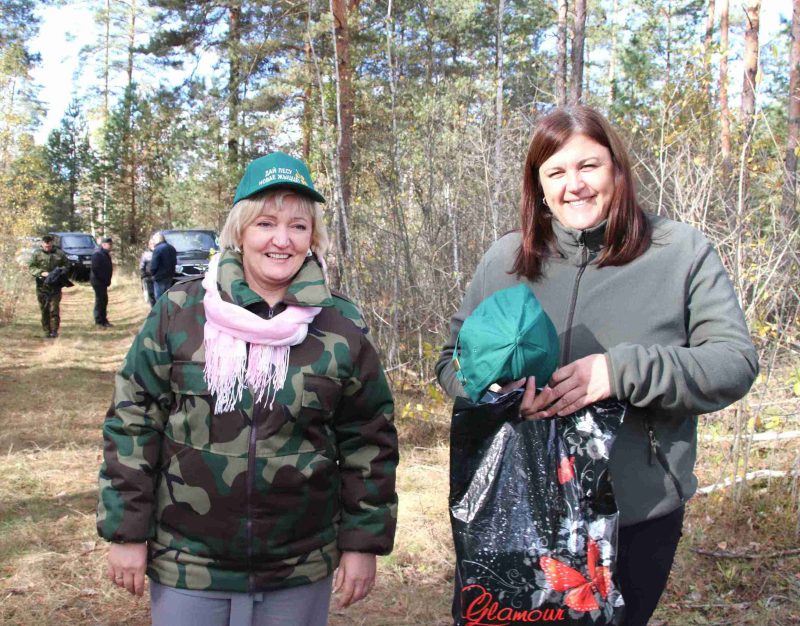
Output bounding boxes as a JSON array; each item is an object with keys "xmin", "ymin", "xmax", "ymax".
[
  {"xmin": 202, "ymin": 252, "xmax": 321, "ymax": 414},
  {"xmin": 247, "ymin": 344, "xmax": 291, "ymax": 408},
  {"xmin": 204, "ymin": 331, "xmax": 248, "ymax": 413}
]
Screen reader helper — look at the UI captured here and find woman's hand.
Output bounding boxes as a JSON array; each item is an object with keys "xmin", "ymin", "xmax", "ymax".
[
  {"xmin": 333, "ymin": 551, "xmax": 376, "ymax": 608},
  {"xmin": 108, "ymin": 542, "xmax": 147, "ymax": 597},
  {"xmin": 524, "ymin": 354, "xmax": 612, "ymax": 419}
]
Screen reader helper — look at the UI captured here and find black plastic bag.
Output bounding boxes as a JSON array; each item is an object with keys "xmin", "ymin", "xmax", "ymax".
[
  {"xmin": 450, "ymin": 389, "xmax": 626, "ymax": 626},
  {"xmin": 44, "ymin": 266, "xmax": 74, "ymax": 290}
]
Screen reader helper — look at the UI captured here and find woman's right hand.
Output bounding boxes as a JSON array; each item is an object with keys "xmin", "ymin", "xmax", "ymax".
[
  {"xmin": 510, "ymin": 376, "xmax": 549, "ymax": 420},
  {"xmin": 108, "ymin": 542, "xmax": 147, "ymax": 596},
  {"xmin": 499, "ymin": 376, "xmax": 553, "ymax": 420},
  {"xmin": 498, "ymin": 376, "xmax": 545, "ymax": 420}
]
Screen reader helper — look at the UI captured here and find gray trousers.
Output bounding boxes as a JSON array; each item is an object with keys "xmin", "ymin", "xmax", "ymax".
[{"xmin": 150, "ymin": 576, "xmax": 333, "ymax": 626}]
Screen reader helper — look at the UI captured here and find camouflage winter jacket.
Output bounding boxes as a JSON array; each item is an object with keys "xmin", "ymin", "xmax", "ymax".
[
  {"xmin": 97, "ymin": 251, "xmax": 399, "ymax": 592},
  {"xmin": 29, "ymin": 246, "xmax": 68, "ymax": 288}
]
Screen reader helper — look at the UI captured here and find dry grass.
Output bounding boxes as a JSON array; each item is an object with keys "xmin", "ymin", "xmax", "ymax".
[{"xmin": 1, "ymin": 277, "xmax": 798, "ymax": 625}]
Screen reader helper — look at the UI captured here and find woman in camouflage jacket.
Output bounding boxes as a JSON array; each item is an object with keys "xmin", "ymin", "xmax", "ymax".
[{"xmin": 97, "ymin": 153, "xmax": 399, "ymax": 626}]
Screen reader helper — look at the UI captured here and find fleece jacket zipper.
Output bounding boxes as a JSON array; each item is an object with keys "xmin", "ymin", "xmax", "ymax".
[
  {"xmin": 561, "ymin": 234, "xmax": 589, "ymax": 365},
  {"xmin": 647, "ymin": 422, "xmax": 686, "ymax": 503}
]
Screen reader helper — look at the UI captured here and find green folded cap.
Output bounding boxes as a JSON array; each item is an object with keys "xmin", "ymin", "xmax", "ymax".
[
  {"xmin": 453, "ymin": 284, "xmax": 560, "ymax": 403},
  {"xmin": 233, "ymin": 152, "xmax": 326, "ymax": 204}
]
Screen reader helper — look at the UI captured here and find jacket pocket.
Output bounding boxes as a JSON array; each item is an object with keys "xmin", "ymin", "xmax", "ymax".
[
  {"xmin": 298, "ymin": 374, "xmax": 343, "ymax": 452},
  {"xmin": 300, "ymin": 373, "xmax": 342, "ymax": 422},
  {"xmin": 168, "ymin": 361, "xmax": 215, "ymax": 449}
]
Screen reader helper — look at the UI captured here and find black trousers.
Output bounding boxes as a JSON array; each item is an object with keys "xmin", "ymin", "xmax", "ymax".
[
  {"xmin": 92, "ymin": 282, "xmax": 109, "ymax": 324},
  {"xmin": 616, "ymin": 505, "xmax": 685, "ymax": 626},
  {"xmin": 451, "ymin": 506, "xmax": 684, "ymax": 626}
]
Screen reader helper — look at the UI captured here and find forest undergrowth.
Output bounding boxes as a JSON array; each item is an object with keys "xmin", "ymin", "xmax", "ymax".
[{"xmin": 0, "ymin": 277, "xmax": 798, "ymax": 626}]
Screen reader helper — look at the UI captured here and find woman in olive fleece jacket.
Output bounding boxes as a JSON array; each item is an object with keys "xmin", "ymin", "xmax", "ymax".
[{"xmin": 437, "ymin": 107, "xmax": 758, "ymax": 626}]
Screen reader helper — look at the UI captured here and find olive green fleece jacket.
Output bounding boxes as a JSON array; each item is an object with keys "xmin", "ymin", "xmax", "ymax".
[{"xmin": 436, "ymin": 214, "xmax": 758, "ymax": 527}]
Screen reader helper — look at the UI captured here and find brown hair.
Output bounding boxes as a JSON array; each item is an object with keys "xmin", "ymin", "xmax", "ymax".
[{"xmin": 512, "ymin": 106, "xmax": 650, "ymax": 281}]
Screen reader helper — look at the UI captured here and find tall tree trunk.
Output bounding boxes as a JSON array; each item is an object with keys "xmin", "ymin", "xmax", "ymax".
[
  {"xmin": 227, "ymin": 3, "xmax": 242, "ymax": 170},
  {"xmin": 782, "ymin": 0, "xmax": 800, "ymax": 226},
  {"xmin": 491, "ymin": 0, "xmax": 504, "ymax": 240},
  {"xmin": 739, "ymin": 0, "xmax": 761, "ymax": 216},
  {"xmin": 103, "ymin": 0, "xmax": 110, "ymax": 123},
  {"xmin": 308, "ymin": 0, "xmax": 356, "ymax": 296},
  {"xmin": 303, "ymin": 36, "xmax": 313, "ymax": 161},
  {"xmin": 607, "ymin": 0, "xmax": 618, "ymax": 110},
  {"xmin": 126, "ymin": 0, "xmax": 137, "ymax": 247},
  {"xmin": 718, "ymin": 0, "xmax": 735, "ymax": 230},
  {"xmin": 556, "ymin": 0, "xmax": 568, "ymax": 106},
  {"xmin": 385, "ymin": 0, "xmax": 415, "ymax": 291},
  {"xmin": 740, "ymin": 0, "xmax": 761, "ymax": 143},
  {"xmin": 664, "ymin": 0, "xmax": 673, "ymax": 95},
  {"xmin": 569, "ymin": 0, "xmax": 586, "ymax": 104},
  {"xmin": 719, "ymin": 0, "xmax": 731, "ymax": 175},
  {"xmin": 329, "ymin": 0, "xmax": 352, "ymax": 270},
  {"xmin": 126, "ymin": 0, "xmax": 136, "ymax": 88},
  {"xmin": 99, "ymin": 0, "xmax": 112, "ymax": 236},
  {"xmin": 702, "ymin": 0, "xmax": 716, "ymax": 103},
  {"xmin": 331, "ymin": 0, "xmax": 354, "ymax": 208}
]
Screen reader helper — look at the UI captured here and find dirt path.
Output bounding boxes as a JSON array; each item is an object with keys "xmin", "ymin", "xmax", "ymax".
[{"xmin": 0, "ymin": 278, "xmax": 453, "ymax": 626}]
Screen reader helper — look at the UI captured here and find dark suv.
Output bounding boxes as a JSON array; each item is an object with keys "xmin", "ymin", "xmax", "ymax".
[
  {"xmin": 49, "ymin": 232, "xmax": 98, "ymax": 281},
  {"xmin": 163, "ymin": 229, "xmax": 218, "ymax": 281},
  {"xmin": 141, "ymin": 229, "xmax": 218, "ymax": 305}
]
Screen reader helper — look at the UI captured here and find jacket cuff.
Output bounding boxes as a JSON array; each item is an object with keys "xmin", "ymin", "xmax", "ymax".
[
  {"xmin": 603, "ymin": 352, "xmax": 620, "ymax": 400},
  {"xmin": 337, "ymin": 527, "xmax": 394, "ymax": 555}
]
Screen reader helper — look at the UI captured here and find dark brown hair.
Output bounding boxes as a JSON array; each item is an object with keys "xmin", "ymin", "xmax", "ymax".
[{"xmin": 512, "ymin": 105, "xmax": 651, "ymax": 281}]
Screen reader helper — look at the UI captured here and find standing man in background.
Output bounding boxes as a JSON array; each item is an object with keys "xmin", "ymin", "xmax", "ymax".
[
  {"xmin": 139, "ymin": 234, "xmax": 158, "ymax": 306},
  {"xmin": 29, "ymin": 234, "xmax": 68, "ymax": 338},
  {"xmin": 149, "ymin": 232, "xmax": 177, "ymax": 302},
  {"xmin": 91, "ymin": 236, "xmax": 114, "ymax": 328}
]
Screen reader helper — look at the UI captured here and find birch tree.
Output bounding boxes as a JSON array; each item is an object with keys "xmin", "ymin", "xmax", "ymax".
[
  {"xmin": 740, "ymin": 0, "xmax": 761, "ymax": 144},
  {"xmin": 782, "ymin": 0, "xmax": 800, "ymax": 226},
  {"xmin": 719, "ymin": 0, "xmax": 732, "ymax": 184}
]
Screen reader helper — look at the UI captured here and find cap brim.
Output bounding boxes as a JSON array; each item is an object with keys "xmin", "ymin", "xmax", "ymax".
[{"xmin": 235, "ymin": 180, "xmax": 326, "ymax": 204}]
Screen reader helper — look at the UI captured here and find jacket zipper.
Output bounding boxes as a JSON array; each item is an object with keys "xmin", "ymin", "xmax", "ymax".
[
  {"xmin": 246, "ymin": 304, "xmax": 274, "ymax": 591},
  {"xmin": 245, "ymin": 407, "xmax": 257, "ymax": 591},
  {"xmin": 561, "ymin": 235, "xmax": 589, "ymax": 365},
  {"xmin": 647, "ymin": 422, "xmax": 685, "ymax": 503}
]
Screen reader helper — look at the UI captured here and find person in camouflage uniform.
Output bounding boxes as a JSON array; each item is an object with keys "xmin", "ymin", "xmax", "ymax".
[
  {"xmin": 97, "ymin": 153, "xmax": 398, "ymax": 626},
  {"xmin": 29, "ymin": 234, "xmax": 69, "ymax": 338}
]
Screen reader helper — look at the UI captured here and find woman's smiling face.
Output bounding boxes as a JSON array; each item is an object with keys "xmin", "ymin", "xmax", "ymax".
[
  {"xmin": 538, "ymin": 133, "xmax": 616, "ymax": 230},
  {"xmin": 240, "ymin": 194, "xmax": 313, "ymax": 300}
]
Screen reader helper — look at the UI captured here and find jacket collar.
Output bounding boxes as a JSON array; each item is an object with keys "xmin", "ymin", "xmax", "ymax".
[
  {"xmin": 214, "ymin": 249, "xmax": 334, "ymax": 308},
  {"xmin": 551, "ymin": 218, "xmax": 607, "ymax": 264}
]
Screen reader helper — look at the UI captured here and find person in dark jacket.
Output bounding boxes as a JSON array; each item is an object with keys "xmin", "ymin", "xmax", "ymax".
[
  {"xmin": 149, "ymin": 232, "xmax": 177, "ymax": 302},
  {"xmin": 97, "ymin": 152, "xmax": 398, "ymax": 626},
  {"xmin": 29, "ymin": 234, "xmax": 69, "ymax": 338},
  {"xmin": 139, "ymin": 234, "xmax": 157, "ymax": 306},
  {"xmin": 437, "ymin": 106, "xmax": 758, "ymax": 626},
  {"xmin": 91, "ymin": 236, "xmax": 114, "ymax": 327}
]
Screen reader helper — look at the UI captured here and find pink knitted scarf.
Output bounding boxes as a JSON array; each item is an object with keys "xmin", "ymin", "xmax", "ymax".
[{"xmin": 202, "ymin": 254, "xmax": 321, "ymax": 413}]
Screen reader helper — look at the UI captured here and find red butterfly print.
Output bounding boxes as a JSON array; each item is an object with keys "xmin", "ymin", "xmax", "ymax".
[
  {"xmin": 539, "ymin": 539, "xmax": 612, "ymax": 612},
  {"xmin": 557, "ymin": 455, "xmax": 576, "ymax": 484}
]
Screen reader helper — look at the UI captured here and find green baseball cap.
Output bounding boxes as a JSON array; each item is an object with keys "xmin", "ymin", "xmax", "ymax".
[
  {"xmin": 233, "ymin": 152, "xmax": 326, "ymax": 204},
  {"xmin": 453, "ymin": 284, "xmax": 560, "ymax": 403}
]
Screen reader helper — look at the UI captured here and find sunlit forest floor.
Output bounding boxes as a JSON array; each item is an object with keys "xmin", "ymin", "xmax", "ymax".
[{"xmin": 0, "ymin": 277, "xmax": 798, "ymax": 625}]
